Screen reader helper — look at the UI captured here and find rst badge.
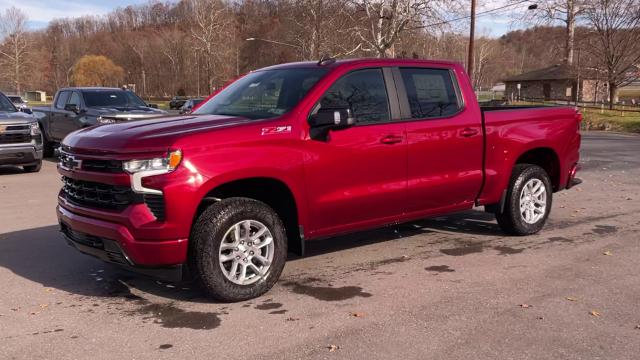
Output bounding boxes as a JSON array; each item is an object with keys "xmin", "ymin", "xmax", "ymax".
[{"xmin": 261, "ymin": 126, "xmax": 292, "ymax": 135}]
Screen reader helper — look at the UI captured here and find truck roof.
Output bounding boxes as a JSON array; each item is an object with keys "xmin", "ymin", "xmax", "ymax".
[
  {"xmin": 57, "ymin": 87, "xmax": 125, "ymax": 92},
  {"xmin": 259, "ymin": 58, "xmax": 463, "ymax": 71}
]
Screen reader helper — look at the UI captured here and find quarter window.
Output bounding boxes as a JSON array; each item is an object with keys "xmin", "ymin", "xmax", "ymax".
[
  {"xmin": 318, "ymin": 68, "xmax": 390, "ymax": 124},
  {"xmin": 400, "ymin": 68, "xmax": 461, "ymax": 119}
]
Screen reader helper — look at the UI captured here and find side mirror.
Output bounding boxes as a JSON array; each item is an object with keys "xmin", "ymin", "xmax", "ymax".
[
  {"xmin": 147, "ymin": 103, "xmax": 158, "ymax": 109},
  {"xmin": 19, "ymin": 107, "xmax": 32, "ymax": 114},
  {"xmin": 308, "ymin": 107, "xmax": 355, "ymax": 141},
  {"xmin": 64, "ymin": 104, "xmax": 80, "ymax": 113}
]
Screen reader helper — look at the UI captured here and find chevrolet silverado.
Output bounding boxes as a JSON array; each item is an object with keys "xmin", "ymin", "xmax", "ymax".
[{"xmin": 57, "ymin": 58, "xmax": 582, "ymax": 301}]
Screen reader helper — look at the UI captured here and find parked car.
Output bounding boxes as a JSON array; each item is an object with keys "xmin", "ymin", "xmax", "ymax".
[
  {"xmin": 7, "ymin": 95, "xmax": 29, "ymax": 110},
  {"xmin": 0, "ymin": 92, "xmax": 43, "ymax": 172},
  {"xmin": 169, "ymin": 96, "xmax": 189, "ymax": 110},
  {"xmin": 32, "ymin": 87, "xmax": 166, "ymax": 156},
  {"xmin": 179, "ymin": 98, "xmax": 205, "ymax": 114},
  {"xmin": 57, "ymin": 58, "xmax": 582, "ymax": 302}
]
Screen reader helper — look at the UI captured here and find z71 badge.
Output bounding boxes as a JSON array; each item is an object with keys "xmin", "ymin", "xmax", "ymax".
[{"xmin": 261, "ymin": 126, "xmax": 292, "ymax": 135}]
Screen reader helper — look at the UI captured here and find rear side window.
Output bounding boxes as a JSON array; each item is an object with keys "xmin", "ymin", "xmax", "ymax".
[
  {"xmin": 400, "ymin": 68, "xmax": 461, "ymax": 119},
  {"xmin": 319, "ymin": 68, "xmax": 390, "ymax": 124},
  {"xmin": 55, "ymin": 91, "xmax": 70, "ymax": 109}
]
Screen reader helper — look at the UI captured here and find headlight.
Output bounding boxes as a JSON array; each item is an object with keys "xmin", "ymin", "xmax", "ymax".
[
  {"xmin": 97, "ymin": 116, "xmax": 116, "ymax": 124},
  {"xmin": 30, "ymin": 122, "xmax": 41, "ymax": 135},
  {"xmin": 123, "ymin": 150, "xmax": 182, "ymax": 174}
]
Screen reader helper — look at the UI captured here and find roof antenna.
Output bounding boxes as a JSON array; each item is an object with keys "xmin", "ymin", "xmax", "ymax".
[{"xmin": 317, "ymin": 54, "xmax": 336, "ymax": 66}]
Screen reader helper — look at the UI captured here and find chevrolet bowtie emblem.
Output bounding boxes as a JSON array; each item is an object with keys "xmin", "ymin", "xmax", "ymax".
[{"xmin": 59, "ymin": 154, "xmax": 82, "ymax": 171}]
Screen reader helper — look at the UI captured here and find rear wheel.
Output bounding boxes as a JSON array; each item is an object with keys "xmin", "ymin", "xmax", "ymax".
[
  {"xmin": 190, "ymin": 197, "xmax": 287, "ymax": 302},
  {"xmin": 495, "ymin": 164, "xmax": 552, "ymax": 235},
  {"xmin": 23, "ymin": 160, "xmax": 42, "ymax": 173}
]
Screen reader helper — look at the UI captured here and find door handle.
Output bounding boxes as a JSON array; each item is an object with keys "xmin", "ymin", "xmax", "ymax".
[
  {"xmin": 460, "ymin": 128, "xmax": 479, "ymax": 137},
  {"xmin": 380, "ymin": 134, "xmax": 404, "ymax": 145}
]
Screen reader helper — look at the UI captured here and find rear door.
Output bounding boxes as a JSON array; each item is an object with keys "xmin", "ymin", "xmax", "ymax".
[
  {"xmin": 397, "ymin": 67, "xmax": 484, "ymax": 215},
  {"xmin": 304, "ymin": 67, "xmax": 407, "ymax": 236},
  {"xmin": 49, "ymin": 91, "xmax": 71, "ymax": 141}
]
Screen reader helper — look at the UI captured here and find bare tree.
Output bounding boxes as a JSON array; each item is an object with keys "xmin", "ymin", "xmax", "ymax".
[
  {"xmin": 188, "ymin": 0, "xmax": 235, "ymax": 92},
  {"xmin": 348, "ymin": 0, "xmax": 443, "ymax": 58},
  {"xmin": 583, "ymin": 0, "xmax": 640, "ymax": 108},
  {"xmin": 518, "ymin": 0, "xmax": 585, "ymax": 65},
  {"xmin": 0, "ymin": 7, "xmax": 29, "ymax": 94}
]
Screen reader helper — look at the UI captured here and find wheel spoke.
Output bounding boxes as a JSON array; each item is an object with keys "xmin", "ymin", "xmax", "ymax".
[
  {"xmin": 233, "ymin": 223, "xmax": 242, "ymax": 242},
  {"xmin": 250, "ymin": 226, "xmax": 268, "ymax": 241},
  {"xmin": 248, "ymin": 262, "xmax": 262, "ymax": 277},
  {"xmin": 220, "ymin": 253, "xmax": 235, "ymax": 262},
  {"xmin": 255, "ymin": 236, "xmax": 273, "ymax": 249},
  {"xmin": 238, "ymin": 263, "xmax": 248, "ymax": 283},
  {"xmin": 242, "ymin": 221, "xmax": 251, "ymax": 239},
  {"xmin": 228, "ymin": 260, "xmax": 239, "ymax": 279},
  {"xmin": 253, "ymin": 254, "xmax": 271, "ymax": 266},
  {"xmin": 220, "ymin": 242, "xmax": 237, "ymax": 251}
]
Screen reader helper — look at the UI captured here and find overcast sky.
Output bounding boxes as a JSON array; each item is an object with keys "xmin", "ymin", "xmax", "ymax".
[{"xmin": 1, "ymin": 0, "xmax": 528, "ymax": 37}]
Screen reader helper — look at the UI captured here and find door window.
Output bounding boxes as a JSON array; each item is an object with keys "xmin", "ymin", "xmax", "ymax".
[
  {"xmin": 67, "ymin": 92, "xmax": 81, "ymax": 107},
  {"xmin": 55, "ymin": 91, "xmax": 70, "ymax": 109},
  {"xmin": 400, "ymin": 68, "xmax": 461, "ymax": 119},
  {"xmin": 318, "ymin": 68, "xmax": 390, "ymax": 124}
]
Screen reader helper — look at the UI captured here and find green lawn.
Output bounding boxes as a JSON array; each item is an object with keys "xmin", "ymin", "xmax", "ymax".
[{"xmin": 581, "ymin": 107, "xmax": 640, "ymax": 133}]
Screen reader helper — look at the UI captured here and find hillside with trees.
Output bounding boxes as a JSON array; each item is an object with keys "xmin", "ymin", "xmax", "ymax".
[{"xmin": 0, "ymin": 0, "xmax": 636, "ymax": 99}]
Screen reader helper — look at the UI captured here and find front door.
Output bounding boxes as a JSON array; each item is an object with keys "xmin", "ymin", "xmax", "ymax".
[{"xmin": 304, "ymin": 68, "xmax": 407, "ymax": 236}]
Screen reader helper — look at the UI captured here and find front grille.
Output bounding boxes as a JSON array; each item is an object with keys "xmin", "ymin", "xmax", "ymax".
[
  {"xmin": 0, "ymin": 133, "xmax": 31, "ymax": 144},
  {"xmin": 61, "ymin": 176, "xmax": 137, "ymax": 210},
  {"xmin": 82, "ymin": 159, "xmax": 124, "ymax": 173},
  {"xmin": 144, "ymin": 194, "xmax": 165, "ymax": 221}
]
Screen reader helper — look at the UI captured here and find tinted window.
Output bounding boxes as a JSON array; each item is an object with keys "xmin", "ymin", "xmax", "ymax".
[
  {"xmin": 68, "ymin": 92, "xmax": 81, "ymax": 106},
  {"xmin": 82, "ymin": 90, "xmax": 147, "ymax": 108},
  {"xmin": 194, "ymin": 68, "xmax": 327, "ymax": 120},
  {"xmin": 55, "ymin": 91, "xmax": 71, "ymax": 109},
  {"xmin": 319, "ymin": 69, "xmax": 389, "ymax": 124},
  {"xmin": 400, "ymin": 68, "xmax": 461, "ymax": 118},
  {"xmin": 0, "ymin": 94, "xmax": 16, "ymax": 112}
]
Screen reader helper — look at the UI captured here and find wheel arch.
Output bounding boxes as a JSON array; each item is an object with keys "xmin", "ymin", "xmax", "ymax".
[
  {"xmin": 193, "ymin": 176, "xmax": 304, "ymax": 256},
  {"xmin": 514, "ymin": 147, "xmax": 561, "ymax": 191}
]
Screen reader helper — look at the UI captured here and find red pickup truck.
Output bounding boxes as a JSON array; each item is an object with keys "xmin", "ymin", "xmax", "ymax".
[{"xmin": 57, "ymin": 58, "xmax": 581, "ymax": 301}]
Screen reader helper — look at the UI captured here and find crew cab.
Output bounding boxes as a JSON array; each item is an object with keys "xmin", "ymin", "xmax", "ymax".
[
  {"xmin": 33, "ymin": 87, "xmax": 165, "ymax": 156},
  {"xmin": 57, "ymin": 58, "xmax": 581, "ymax": 302},
  {"xmin": 0, "ymin": 92, "xmax": 43, "ymax": 172}
]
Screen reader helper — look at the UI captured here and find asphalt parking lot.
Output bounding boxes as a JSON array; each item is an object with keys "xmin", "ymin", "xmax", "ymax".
[{"xmin": 1, "ymin": 131, "xmax": 639, "ymax": 359}]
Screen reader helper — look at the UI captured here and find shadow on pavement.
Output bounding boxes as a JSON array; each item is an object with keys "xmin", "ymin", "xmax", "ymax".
[{"xmin": 0, "ymin": 210, "xmax": 502, "ymax": 302}]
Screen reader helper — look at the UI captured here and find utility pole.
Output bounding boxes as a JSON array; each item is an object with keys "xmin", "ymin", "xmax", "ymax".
[{"xmin": 467, "ymin": 0, "xmax": 476, "ymax": 86}]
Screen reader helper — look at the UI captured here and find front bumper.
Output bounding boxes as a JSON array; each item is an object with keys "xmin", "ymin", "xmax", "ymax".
[
  {"xmin": 0, "ymin": 143, "xmax": 43, "ymax": 165},
  {"xmin": 57, "ymin": 204, "xmax": 188, "ymax": 280}
]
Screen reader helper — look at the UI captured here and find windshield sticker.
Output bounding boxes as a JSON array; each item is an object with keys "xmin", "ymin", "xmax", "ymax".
[{"xmin": 261, "ymin": 126, "xmax": 291, "ymax": 135}]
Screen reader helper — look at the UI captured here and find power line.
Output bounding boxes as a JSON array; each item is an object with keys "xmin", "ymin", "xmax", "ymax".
[{"xmin": 414, "ymin": 0, "xmax": 533, "ymax": 29}]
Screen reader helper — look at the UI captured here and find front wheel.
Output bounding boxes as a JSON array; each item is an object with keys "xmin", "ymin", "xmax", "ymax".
[
  {"xmin": 495, "ymin": 164, "xmax": 552, "ymax": 235},
  {"xmin": 23, "ymin": 160, "xmax": 42, "ymax": 173},
  {"xmin": 190, "ymin": 197, "xmax": 287, "ymax": 302}
]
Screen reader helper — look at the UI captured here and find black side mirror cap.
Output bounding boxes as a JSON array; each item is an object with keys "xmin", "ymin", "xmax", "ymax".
[
  {"xmin": 308, "ymin": 107, "xmax": 355, "ymax": 141},
  {"xmin": 64, "ymin": 104, "xmax": 80, "ymax": 113},
  {"xmin": 147, "ymin": 103, "xmax": 158, "ymax": 109},
  {"xmin": 19, "ymin": 107, "xmax": 32, "ymax": 114}
]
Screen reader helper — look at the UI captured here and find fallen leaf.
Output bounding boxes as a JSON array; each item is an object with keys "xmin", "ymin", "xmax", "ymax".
[
  {"xmin": 44, "ymin": 288, "xmax": 53, "ymax": 292},
  {"xmin": 537, "ymin": 316, "xmax": 544, "ymax": 320},
  {"xmin": 519, "ymin": 304, "xmax": 532, "ymax": 308},
  {"xmin": 350, "ymin": 312, "xmax": 365, "ymax": 318},
  {"xmin": 603, "ymin": 251, "xmax": 612, "ymax": 256},
  {"xmin": 285, "ymin": 317, "xmax": 299, "ymax": 322},
  {"xmin": 30, "ymin": 312, "xmax": 38, "ymax": 315},
  {"xmin": 327, "ymin": 344, "xmax": 339, "ymax": 352},
  {"xmin": 635, "ymin": 325, "xmax": 640, "ymax": 330},
  {"xmin": 566, "ymin": 297, "xmax": 578, "ymax": 302},
  {"xmin": 590, "ymin": 310, "xmax": 601, "ymax": 317},
  {"xmin": 39, "ymin": 304, "xmax": 49, "ymax": 309}
]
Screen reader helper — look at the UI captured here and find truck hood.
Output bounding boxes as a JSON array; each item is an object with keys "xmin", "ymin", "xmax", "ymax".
[
  {"xmin": 62, "ymin": 114, "xmax": 258, "ymax": 154},
  {"xmin": 0, "ymin": 111, "xmax": 35, "ymax": 124}
]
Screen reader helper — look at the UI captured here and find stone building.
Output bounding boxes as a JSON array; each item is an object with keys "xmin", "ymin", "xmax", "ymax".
[{"xmin": 504, "ymin": 64, "xmax": 608, "ymax": 102}]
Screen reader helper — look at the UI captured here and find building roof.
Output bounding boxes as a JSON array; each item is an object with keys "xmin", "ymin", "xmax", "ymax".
[{"xmin": 504, "ymin": 64, "xmax": 598, "ymax": 82}]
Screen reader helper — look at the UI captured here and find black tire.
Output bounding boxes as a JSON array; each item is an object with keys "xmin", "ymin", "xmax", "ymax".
[
  {"xmin": 190, "ymin": 197, "xmax": 287, "ymax": 302},
  {"xmin": 495, "ymin": 164, "xmax": 553, "ymax": 235},
  {"xmin": 23, "ymin": 160, "xmax": 42, "ymax": 173}
]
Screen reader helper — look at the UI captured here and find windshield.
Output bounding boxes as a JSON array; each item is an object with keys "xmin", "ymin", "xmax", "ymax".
[
  {"xmin": 0, "ymin": 94, "xmax": 17, "ymax": 112},
  {"xmin": 82, "ymin": 90, "xmax": 147, "ymax": 108},
  {"xmin": 7, "ymin": 96, "xmax": 23, "ymax": 103},
  {"xmin": 194, "ymin": 68, "xmax": 328, "ymax": 120}
]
